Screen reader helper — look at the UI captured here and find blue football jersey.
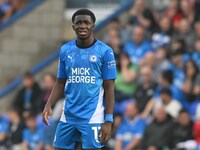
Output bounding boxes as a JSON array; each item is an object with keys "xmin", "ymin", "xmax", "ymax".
[{"xmin": 57, "ymin": 39, "xmax": 117, "ymax": 124}]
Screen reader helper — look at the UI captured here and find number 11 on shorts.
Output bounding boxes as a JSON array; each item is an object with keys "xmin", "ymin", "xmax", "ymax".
[{"xmin": 92, "ymin": 126, "xmax": 101, "ymax": 143}]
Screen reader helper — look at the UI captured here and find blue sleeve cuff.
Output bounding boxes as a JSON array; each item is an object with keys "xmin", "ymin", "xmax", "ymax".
[{"xmin": 104, "ymin": 114, "xmax": 113, "ymax": 123}]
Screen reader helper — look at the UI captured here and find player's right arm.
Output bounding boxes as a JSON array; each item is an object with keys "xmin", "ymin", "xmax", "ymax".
[
  {"xmin": 42, "ymin": 46, "xmax": 67, "ymax": 126},
  {"xmin": 42, "ymin": 78, "xmax": 66, "ymax": 126}
]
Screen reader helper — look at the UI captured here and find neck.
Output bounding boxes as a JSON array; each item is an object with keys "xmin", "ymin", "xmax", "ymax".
[
  {"xmin": 143, "ymin": 81, "xmax": 151, "ymax": 88},
  {"xmin": 129, "ymin": 116, "xmax": 136, "ymax": 121},
  {"xmin": 30, "ymin": 127, "xmax": 36, "ymax": 132},
  {"xmin": 77, "ymin": 36, "xmax": 94, "ymax": 48},
  {"xmin": 164, "ymin": 99, "xmax": 171, "ymax": 105}
]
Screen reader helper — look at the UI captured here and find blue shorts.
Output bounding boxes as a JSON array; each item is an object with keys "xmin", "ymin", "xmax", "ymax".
[{"xmin": 54, "ymin": 121, "xmax": 104, "ymax": 149}]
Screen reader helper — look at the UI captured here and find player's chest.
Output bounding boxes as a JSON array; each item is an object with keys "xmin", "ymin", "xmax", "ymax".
[{"xmin": 64, "ymin": 50, "xmax": 102, "ymax": 70}]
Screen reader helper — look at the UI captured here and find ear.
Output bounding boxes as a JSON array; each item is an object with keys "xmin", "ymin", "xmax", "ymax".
[
  {"xmin": 72, "ymin": 24, "xmax": 75, "ymax": 31},
  {"xmin": 93, "ymin": 24, "xmax": 96, "ymax": 30}
]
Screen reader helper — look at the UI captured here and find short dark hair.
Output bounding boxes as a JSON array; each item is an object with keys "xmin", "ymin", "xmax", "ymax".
[
  {"xmin": 72, "ymin": 9, "xmax": 96, "ymax": 23},
  {"xmin": 25, "ymin": 112, "xmax": 37, "ymax": 120},
  {"xmin": 170, "ymin": 49, "xmax": 183, "ymax": 57},
  {"xmin": 179, "ymin": 109, "xmax": 189, "ymax": 115},
  {"xmin": 161, "ymin": 69, "xmax": 174, "ymax": 84},
  {"xmin": 24, "ymin": 71, "xmax": 33, "ymax": 79},
  {"xmin": 160, "ymin": 88, "xmax": 172, "ymax": 96}
]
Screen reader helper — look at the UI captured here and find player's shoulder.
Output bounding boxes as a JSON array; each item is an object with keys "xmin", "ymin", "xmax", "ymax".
[
  {"xmin": 59, "ymin": 40, "xmax": 76, "ymax": 59},
  {"xmin": 60, "ymin": 40, "xmax": 76, "ymax": 51},
  {"xmin": 95, "ymin": 40, "xmax": 113, "ymax": 55},
  {"xmin": 96, "ymin": 40, "xmax": 112, "ymax": 50}
]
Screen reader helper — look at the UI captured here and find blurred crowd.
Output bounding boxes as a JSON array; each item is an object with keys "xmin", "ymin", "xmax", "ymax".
[
  {"xmin": 0, "ymin": 72, "xmax": 64, "ymax": 150},
  {"xmin": 1, "ymin": 0, "xmax": 200, "ymax": 149},
  {"xmin": 104, "ymin": 0, "xmax": 200, "ymax": 149},
  {"xmin": 0, "ymin": 0, "xmax": 32, "ymax": 23}
]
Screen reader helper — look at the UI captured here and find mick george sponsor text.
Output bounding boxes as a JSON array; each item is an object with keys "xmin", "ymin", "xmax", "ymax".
[{"xmin": 68, "ymin": 68, "xmax": 96, "ymax": 84}]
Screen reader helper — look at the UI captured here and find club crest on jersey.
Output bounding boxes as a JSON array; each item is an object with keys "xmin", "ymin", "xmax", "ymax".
[{"xmin": 89, "ymin": 55, "xmax": 97, "ymax": 62}]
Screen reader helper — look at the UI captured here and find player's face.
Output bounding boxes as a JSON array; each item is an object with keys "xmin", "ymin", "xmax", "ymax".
[
  {"xmin": 26, "ymin": 118, "xmax": 36, "ymax": 129},
  {"xmin": 73, "ymin": 15, "xmax": 95, "ymax": 40}
]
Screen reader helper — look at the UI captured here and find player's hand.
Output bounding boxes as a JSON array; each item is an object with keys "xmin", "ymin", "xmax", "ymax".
[
  {"xmin": 99, "ymin": 122, "xmax": 112, "ymax": 145},
  {"xmin": 42, "ymin": 106, "xmax": 52, "ymax": 126}
]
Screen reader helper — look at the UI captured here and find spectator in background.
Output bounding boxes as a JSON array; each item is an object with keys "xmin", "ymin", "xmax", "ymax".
[
  {"xmin": 163, "ymin": 0, "xmax": 182, "ymax": 30},
  {"xmin": 169, "ymin": 49, "xmax": 185, "ymax": 89},
  {"xmin": 173, "ymin": 109, "xmax": 193, "ymax": 148},
  {"xmin": 172, "ymin": 19, "xmax": 195, "ymax": 52},
  {"xmin": 154, "ymin": 69, "xmax": 186, "ymax": 107},
  {"xmin": 184, "ymin": 38, "xmax": 200, "ymax": 69},
  {"xmin": 140, "ymin": 107, "xmax": 174, "ymax": 150},
  {"xmin": 194, "ymin": 120, "xmax": 200, "ymax": 148},
  {"xmin": 7, "ymin": 107, "xmax": 24, "ymax": 150},
  {"xmin": 134, "ymin": 65, "xmax": 157, "ymax": 113},
  {"xmin": 0, "ymin": 112, "xmax": 9, "ymax": 150},
  {"xmin": 1, "ymin": 0, "xmax": 26, "ymax": 22},
  {"xmin": 41, "ymin": 73, "xmax": 56, "ymax": 110},
  {"xmin": 128, "ymin": 0, "xmax": 158, "ymax": 34},
  {"xmin": 140, "ymin": 52, "xmax": 157, "ymax": 69},
  {"xmin": 120, "ymin": 20, "xmax": 133, "ymax": 45},
  {"xmin": 194, "ymin": 0, "xmax": 200, "ymax": 23},
  {"xmin": 115, "ymin": 52, "xmax": 138, "ymax": 104},
  {"xmin": 0, "ymin": 0, "xmax": 12, "ymax": 19},
  {"xmin": 149, "ymin": 0, "xmax": 170, "ymax": 17},
  {"xmin": 141, "ymin": 47, "xmax": 170, "ymax": 79},
  {"xmin": 105, "ymin": 29, "xmax": 122, "ymax": 64},
  {"xmin": 180, "ymin": 0, "xmax": 194, "ymax": 24},
  {"xmin": 151, "ymin": 17, "xmax": 172, "ymax": 50},
  {"xmin": 115, "ymin": 102, "xmax": 146, "ymax": 150},
  {"xmin": 22, "ymin": 113, "xmax": 43, "ymax": 150},
  {"xmin": 153, "ymin": 46, "xmax": 170, "ymax": 79},
  {"xmin": 13, "ymin": 72, "xmax": 42, "ymax": 117},
  {"xmin": 124, "ymin": 26, "xmax": 153, "ymax": 65},
  {"xmin": 194, "ymin": 21, "xmax": 200, "ymax": 39},
  {"xmin": 107, "ymin": 18, "xmax": 121, "ymax": 31},
  {"xmin": 182, "ymin": 60, "xmax": 200, "ymax": 102},
  {"xmin": 143, "ymin": 84, "xmax": 183, "ymax": 118},
  {"xmin": 171, "ymin": 38, "xmax": 186, "ymax": 53},
  {"xmin": 153, "ymin": 88, "xmax": 182, "ymax": 119}
]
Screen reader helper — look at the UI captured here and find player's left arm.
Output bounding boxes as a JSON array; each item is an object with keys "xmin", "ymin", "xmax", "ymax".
[
  {"xmin": 100, "ymin": 79, "xmax": 115, "ymax": 145},
  {"xmin": 100, "ymin": 47, "xmax": 117, "ymax": 145}
]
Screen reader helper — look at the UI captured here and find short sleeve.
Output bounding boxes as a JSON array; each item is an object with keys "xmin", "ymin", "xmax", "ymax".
[
  {"xmin": 116, "ymin": 123, "xmax": 124, "ymax": 139},
  {"xmin": 102, "ymin": 48, "xmax": 117, "ymax": 80},
  {"xmin": 23, "ymin": 129, "xmax": 29, "ymax": 142},
  {"xmin": 134, "ymin": 119, "xmax": 146, "ymax": 138},
  {"xmin": 57, "ymin": 47, "xmax": 67, "ymax": 79},
  {"xmin": 38, "ymin": 129, "xmax": 44, "ymax": 143},
  {"xmin": 0, "ymin": 123, "xmax": 8, "ymax": 133},
  {"xmin": 0, "ymin": 117, "xmax": 9, "ymax": 134}
]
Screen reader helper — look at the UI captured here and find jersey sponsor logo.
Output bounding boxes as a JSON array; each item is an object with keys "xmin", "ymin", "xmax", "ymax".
[
  {"xmin": 108, "ymin": 60, "xmax": 116, "ymax": 68},
  {"xmin": 68, "ymin": 68, "xmax": 96, "ymax": 84},
  {"xmin": 89, "ymin": 55, "xmax": 97, "ymax": 62}
]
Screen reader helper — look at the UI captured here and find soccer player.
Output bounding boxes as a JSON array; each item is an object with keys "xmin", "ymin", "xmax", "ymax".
[{"xmin": 42, "ymin": 9, "xmax": 117, "ymax": 150}]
